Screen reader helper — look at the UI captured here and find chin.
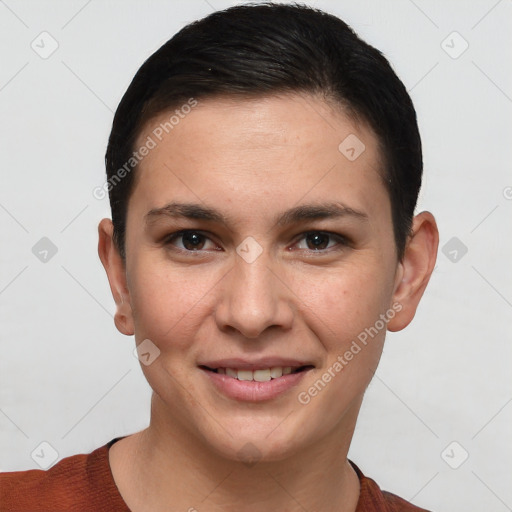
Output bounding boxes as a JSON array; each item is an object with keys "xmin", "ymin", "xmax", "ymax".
[{"xmin": 197, "ymin": 416, "xmax": 313, "ymax": 464}]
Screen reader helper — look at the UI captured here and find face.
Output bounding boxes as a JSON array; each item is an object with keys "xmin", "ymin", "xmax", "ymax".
[{"xmin": 101, "ymin": 93, "xmax": 429, "ymax": 463}]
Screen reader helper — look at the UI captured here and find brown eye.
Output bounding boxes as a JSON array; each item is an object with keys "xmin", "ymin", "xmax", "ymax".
[
  {"xmin": 305, "ymin": 233, "xmax": 330, "ymax": 250},
  {"xmin": 165, "ymin": 231, "xmax": 215, "ymax": 251},
  {"xmin": 181, "ymin": 232, "xmax": 206, "ymax": 250},
  {"xmin": 295, "ymin": 231, "xmax": 346, "ymax": 252}
]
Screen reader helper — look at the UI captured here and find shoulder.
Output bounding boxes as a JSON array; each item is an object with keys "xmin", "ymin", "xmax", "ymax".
[
  {"xmin": 350, "ymin": 460, "xmax": 432, "ymax": 512},
  {"xmin": 0, "ymin": 438, "xmax": 130, "ymax": 512}
]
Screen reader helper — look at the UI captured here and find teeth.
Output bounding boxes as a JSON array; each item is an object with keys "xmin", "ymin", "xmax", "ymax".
[
  {"xmin": 253, "ymin": 369, "xmax": 271, "ymax": 382},
  {"xmin": 270, "ymin": 367, "xmax": 283, "ymax": 378},
  {"xmin": 237, "ymin": 370, "xmax": 253, "ymax": 381},
  {"xmin": 226, "ymin": 368, "xmax": 238, "ymax": 378},
  {"xmin": 216, "ymin": 366, "xmax": 299, "ymax": 381}
]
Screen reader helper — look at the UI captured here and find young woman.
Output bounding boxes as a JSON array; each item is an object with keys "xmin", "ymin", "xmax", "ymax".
[{"xmin": 1, "ymin": 4, "xmax": 438, "ymax": 511}]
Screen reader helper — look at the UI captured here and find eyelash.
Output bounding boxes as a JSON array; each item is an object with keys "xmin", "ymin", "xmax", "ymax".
[{"xmin": 162, "ymin": 230, "xmax": 350, "ymax": 255}]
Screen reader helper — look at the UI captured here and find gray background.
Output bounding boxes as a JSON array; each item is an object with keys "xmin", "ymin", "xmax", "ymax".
[{"xmin": 1, "ymin": 1, "xmax": 511, "ymax": 510}]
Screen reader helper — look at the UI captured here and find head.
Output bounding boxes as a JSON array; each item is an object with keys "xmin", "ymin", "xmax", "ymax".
[{"xmin": 99, "ymin": 3, "xmax": 438, "ymax": 463}]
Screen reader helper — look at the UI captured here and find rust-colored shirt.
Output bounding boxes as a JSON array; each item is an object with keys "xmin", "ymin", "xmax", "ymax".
[{"xmin": 0, "ymin": 437, "xmax": 431, "ymax": 511}]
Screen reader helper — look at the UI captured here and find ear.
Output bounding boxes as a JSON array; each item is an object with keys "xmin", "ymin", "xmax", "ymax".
[
  {"xmin": 387, "ymin": 211, "xmax": 439, "ymax": 332},
  {"xmin": 97, "ymin": 218, "xmax": 134, "ymax": 336}
]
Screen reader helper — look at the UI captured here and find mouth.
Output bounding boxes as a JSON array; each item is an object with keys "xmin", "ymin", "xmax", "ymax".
[
  {"xmin": 199, "ymin": 365, "xmax": 314, "ymax": 382},
  {"xmin": 197, "ymin": 358, "xmax": 315, "ymax": 401}
]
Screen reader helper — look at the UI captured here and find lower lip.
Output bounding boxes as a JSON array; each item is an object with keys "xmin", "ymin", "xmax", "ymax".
[{"xmin": 200, "ymin": 368, "xmax": 311, "ymax": 402}]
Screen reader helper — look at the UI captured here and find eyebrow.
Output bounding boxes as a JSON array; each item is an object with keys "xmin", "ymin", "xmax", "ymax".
[{"xmin": 145, "ymin": 201, "xmax": 368, "ymax": 228}]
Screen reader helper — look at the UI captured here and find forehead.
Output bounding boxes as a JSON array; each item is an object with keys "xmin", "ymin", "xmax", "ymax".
[{"xmin": 131, "ymin": 93, "xmax": 388, "ymax": 225}]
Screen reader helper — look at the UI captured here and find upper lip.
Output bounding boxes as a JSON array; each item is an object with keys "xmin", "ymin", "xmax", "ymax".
[{"xmin": 198, "ymin": 357, "xmax": 314, "ymax": 371}]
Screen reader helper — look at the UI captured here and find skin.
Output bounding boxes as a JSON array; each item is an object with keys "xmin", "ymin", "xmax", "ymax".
[{"xmin": 98, "ymin": 93, "xmax": 438, "ymax": 512}]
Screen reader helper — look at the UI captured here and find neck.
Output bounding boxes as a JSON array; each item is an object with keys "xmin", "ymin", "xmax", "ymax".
[{"xmin": 110, "ymin": 393, "xmax": 362, "ymax": 512}]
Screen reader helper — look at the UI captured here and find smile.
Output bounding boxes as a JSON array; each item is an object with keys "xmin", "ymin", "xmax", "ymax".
[
  {"xmin": 199, "ymin": 364, "xmax": 314, "ymax": 401},
  {"xmin": 202, "ymin": 365, "xmax": 313, "ymax": 381}
]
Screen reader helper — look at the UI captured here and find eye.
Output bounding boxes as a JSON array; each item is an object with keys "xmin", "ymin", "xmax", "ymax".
[
  {"xmin": 164, "ymin": 230, "xmax": 218, "ymax": 252},
  {"xmin": 163, "ymin": 229, "xmax": 348, "ymax": 254},
  {"xmin": 293, "ymin": 231, "xmax": 348, "ymax": 252}
]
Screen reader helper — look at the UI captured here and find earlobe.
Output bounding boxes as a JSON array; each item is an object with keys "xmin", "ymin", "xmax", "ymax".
[
  {"xmin": 387, "ymin": 211, "xmax": 439, "ymax": 332},
  {"xmin": 97, "ymin": 219, "xmax": 135, "ymax": 336}
]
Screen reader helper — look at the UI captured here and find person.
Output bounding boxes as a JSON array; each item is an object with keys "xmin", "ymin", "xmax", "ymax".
[{"xmin": 0, "ymin": 3, "xmax": 438, "ymax": 511}]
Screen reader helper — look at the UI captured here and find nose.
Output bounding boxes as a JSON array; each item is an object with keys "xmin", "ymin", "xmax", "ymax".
[{"xmin": 214, "ymin": 254, "xmax": 294, "ymax": 339}]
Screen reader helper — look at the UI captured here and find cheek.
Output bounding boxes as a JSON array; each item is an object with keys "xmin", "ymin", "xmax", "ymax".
[
  {"xmin": 292, "ymin": 261, "xmax": 394, "ymax": 345},
  {"xmin": 127, "ymin": 256, "xmax": 217, "ymax": 345},
  {"xmin": 290, "ymin": 267, "xmax": 391, "ymax": 428}
]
